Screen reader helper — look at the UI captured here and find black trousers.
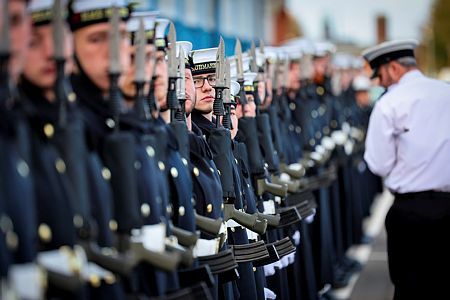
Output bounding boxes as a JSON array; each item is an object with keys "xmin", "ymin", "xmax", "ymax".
[{"xmin": 385, "ymin": 191, "xmax": 450, "ymax": 300}]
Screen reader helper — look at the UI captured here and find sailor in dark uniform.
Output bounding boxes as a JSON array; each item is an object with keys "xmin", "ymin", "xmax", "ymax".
[
  {"xmin": 0, "ymin": 1, "xmax": 40, "ymax": 297},
  {"xmin": 190, "ymin": 47, "xmax": 263, "ymax": 300},
  {"xmin": 20, "ymin": 1, "xmax": 128, "ymax": 299}
]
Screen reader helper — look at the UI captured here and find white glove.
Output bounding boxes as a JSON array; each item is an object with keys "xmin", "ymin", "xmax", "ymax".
[
  {"xmin": 264, "ymin": 287, "xmax": 277, "ymax": 299},
  {"xmin": 287, "ymin": 252, "xmax": 296, "ymax": 265},
  {"xmin": 264, "ymin": 263, "xmax": 276, "ymax": 277},
  {"xmin": 344, "ymin": 140, "xmax": 354, "ymax": 155},
  {"xmin": 331, "ymin": 130, "xmax": 347, "ymax": 146},
  {"xmin": 306, "ymin": 209, "xmax": 316, "ymax": 224},
  {"xmin": 321, "ymin": 136, "xmax": 335, "ymax": 151},
  {"xmin": 292, "ymin": 230, "xmax": 301, "ymax": 246},
  {"xmin": 280, "ymin": 255, "xmax": 289, "ymax": 268}
]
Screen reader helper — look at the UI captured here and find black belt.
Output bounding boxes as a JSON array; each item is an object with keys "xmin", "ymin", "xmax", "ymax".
[
  {"xmin": 277, "ymin": 207, "xmax": 302, "ymax": 227},
  {"xmin": 394, "ymin": 191, "xmax": 450, "ymax": 201},
  {"xmin": 152, "ymin": 282, "xmax": 212, "ymax": 300},
  {"xmin": 197, "ymin": 249, "xmax": 239, "ymax": 283},
  {"xmin": 230, "ymin": 240, "xmax": 270, "ymax": 263}
]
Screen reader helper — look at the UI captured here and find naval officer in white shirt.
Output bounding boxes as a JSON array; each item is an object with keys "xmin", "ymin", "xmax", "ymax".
[{"xmin": 362, "ymin": 39, "xmax": 450, "ymax": 300}]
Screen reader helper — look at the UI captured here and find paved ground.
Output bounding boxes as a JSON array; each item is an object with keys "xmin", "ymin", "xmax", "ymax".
[
  {"xmin": 332, "ymin": 190, "xmax": 395, "ymax": 300},
  {"xmin": 350, "ymin": 228, "xmax": 394, "ymax": 300}
]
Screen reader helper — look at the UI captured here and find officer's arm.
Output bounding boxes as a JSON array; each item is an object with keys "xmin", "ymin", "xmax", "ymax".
[{"xmin": 364, "ymin": 102, "xmax": 396, "ymax": 177}]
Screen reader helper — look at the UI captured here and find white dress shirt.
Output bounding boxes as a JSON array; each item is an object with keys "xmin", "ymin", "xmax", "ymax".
[{"xmin": 364, "ymin": 70, "xmax": 450, "ymax": 193}]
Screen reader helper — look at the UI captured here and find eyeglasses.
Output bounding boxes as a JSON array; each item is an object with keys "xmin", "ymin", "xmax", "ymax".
[{"xmin": 193, "ymin": 75, "xmax": 216, "ymax": 88}]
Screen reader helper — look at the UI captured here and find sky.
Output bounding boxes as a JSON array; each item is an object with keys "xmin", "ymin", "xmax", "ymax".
[{"xmin": 286, "ymin": 0, "xmax": 435, "ymax": 47}]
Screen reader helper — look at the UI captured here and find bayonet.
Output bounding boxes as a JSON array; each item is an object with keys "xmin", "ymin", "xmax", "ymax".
[
  {"xmin": 52, "ymin": 0, "xmax": 64, "ymax": 60},
  {"xmin": 0, "ymin": 0, "xmax": 9, "ymax": 54},
  {"xmin": 234, "ymin": 39, "xmax": 247, "ymax": 108},
  {"xmin": 134, "ymin": 18, "xmax": 146, "ymax": 83},
  {"xmin": 167, "ymin": 22, "xmax": 177, "ymax": 78},
  {"xmin": 166, "ymin": 22, "xmax": 180, "ymax": 121},
  {"xmin": 52, "ymin": 0, "xmax": 68, "ymax": 127},
  {"xmin": 108, "ymin": 6, "xmax": 122, "ymax": 129},
  {"xmin": 175, "ymin": 45, "xmax": 186, "ymax": 122},
  {"xmin": 222, "ymin": 60, "xmax": 231, "ymax": 129},
  {"xmin": 213, "ymin": 37, "xmax": 225, "ymax": 127},
  {"xmin": 234, "ymin": 39, "xmax": 244, "ymax": 81},
  {"xmin": 134, "ymin": 17, "xmax": 151, "ymax": 120},
  {"xmin": 250, "ymin": 41, "xmax": 258, "ymax": 73},
  {"xmin": 259, "ymin": 39, "xmax": 265, "ymax": 56},
  {"xmin": 177, "ymin": 46, "xmax": 186, "ymax": 101},
  {"xmin": 282, "ymin": 56, "xmax": 290, "ymax": 89},
  {"xmin": 215, "ymin": 37, "xmax": 225, "ymax": 88},
  {"xmin": 109, "ymin": 6, "xmax": 121, "ymax": 75}
]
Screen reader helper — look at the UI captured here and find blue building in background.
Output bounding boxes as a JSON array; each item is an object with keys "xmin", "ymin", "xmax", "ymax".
[{"xmin": 135, "ymin": 0, "xmax": 278, "ymax": 55}]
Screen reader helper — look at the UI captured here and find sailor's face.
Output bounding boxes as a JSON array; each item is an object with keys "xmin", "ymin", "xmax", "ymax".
[
  {"xmin": 74, "ymin": 22, "xmax": 130, "ymax": 92},
  {"xmin": 288, "ymin": 62, "xmax": 300, "ymax": 90},
  {"xmin": 257, "ymin": 79, "xmax": 266, "ymax": 104},
  {"xmin": 121, "ymin": 44, "xmax": 155, "ymax": 99},
  {"xmin": 194, "ymin": 72, "xmax": 215, "ymax": 114},
  {"xmin": 184, "ymin": 68, "xmax": 196, "ymax": 115},
  {"xmin": 264, "ymin": 77, "xmax": 273, "ymax": 107},
  {"xmin": 23, "ymin": 24, "xmax": 73, "ymax": 90},
  {"xmin": 3, "ymin": 0, "xmax": 31, "ymax": 82},
  {"xmin": 154, "ymin": 50, "xmax": 168, "ymax": 109},
  {"xmin": 313, "ymin": 56, "xmax": 328, "ymax": 77},
  {"xmin": 244, "ymin": 94, "xmax": 256, "ymax": 117},
  {"xmin": 230, "ymin": 107, "xmax": 238, "ymax": 139},
  {"xmin": 377, "ymin": 62, "xmax": 396, "ymax": 89}
]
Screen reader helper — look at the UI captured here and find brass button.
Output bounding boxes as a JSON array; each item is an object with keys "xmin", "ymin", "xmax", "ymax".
[
  {"xmin": 17, "ymin": 160, "xmax": 29, "ymax": 178},
  {"xmin": 6, "ymin": 231, "xmax": 18, "ymax": 250},
  {"xmin": 206, "ymin": 204, "xmax": 213, "ymax": 213},
  {"xmin": 231, "ymin": 227, "xmax": 235, "ymax": 232},
  {"xmin": 104, "ymin": 273, "xmax": 116, "ymax": 285},
  {"xmin": 182, "ymin": 158, "xmax": 188, "ymax": 166},
  {"xmin": 289, "ymin": 102, "xmax": 296, "ymax": 111},
  {"xmin": 73, "ymin": 215, "xmax": 84, "ymax": 228},
  {"xmin": 221, "ymin": 203, "xmax": 224, "ymax": 210},
  {"xmin": 170, "ymin": 167, "xmax": 178, "ymax": 178},
  {"xmin": 295, "ymin": 126, "xmax": 302, "ymax": 134},
  {"xmin": 43, "ymin": 123, "xmax": 54, "ymax": 138},
  {"xmin": 191, "ymin": 198, "xmax": 196, "ymax": 205},
  {"xmin": 178, "ymin": 206, "xmax": 185, "ymax": 216},
  {"xmin": 253, "ymin": 267, "xmax": 257, "ymax": 272},
  {"xmin": 55, "ymin": 158, "xmax": 66, "ymax": 174},
  {"xmin": 146, "ymin": 146, "xmax": 155, "ymax": 157},
  {"xmin": 109, "ymin": 220, "xmax": 118, "ymax": 232},
  {"xmin": 166, "ymin": 205, "xmax": 173, "ymax": 215},
  {"xmin": 316, "ymin": 86, "xmax": 324, "ymax": 95},
  {"xmin": 210, "ymin": 167, "xmax": 215, "ymax": 174},
  {"xmin": 105, "ymin": 118, "xmax": 115, "ymax": 128},
  {"xmin": 102, "ymin": 167, "xmax": 111, "ymax": 180},
  {"xmin": 309, "ymin": 139, "xmax": 315, "ymax": 146},
  {"xmin": 68, "ymin": 92, "xmax": 77, "ymax": 103},
  {"xmin": 315, "ymin": 132, "xmax": 322, "ymax": 139},
  {"xmin": 311, "ymin": 110, "xmax": 318, "ymax": 119},
  {"xmin": 289, "ymin": 124, "xmax": 294, "ymax": 131},
  {"xmin": 134, "ymin": 161, "xmax": 141, "ymax": 170},
  {"xmin": 141, "ymin": 203, "xmax": 150, "ymax": 217},
  {"xmin": 158, "ymin": 161, "xmax": 165, "ymax": 171},
  {"xmin": 234, "ymin": 158, "xmax": 238, "ymax": 164},
  {"xmin": 217, "ymin": 170, "xmax": 221, "ymax": 176},
  {"xmin": 38, "ymin": 223, "xmax": 52, "ymax": 243},
  {"xmin": 0, "ymin": 215, "xmax": 13, "ymax": 233},
  {"xmin": 89, "ymin": 274, "xmax": 101, "ymax": 288},
  {"xmin": 193, "ymin": 167, "xmax": 200, "ymax": 177},
  {"xmin": 318, "ymin": 105, "xmax": 326, "ymax": 116}
]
